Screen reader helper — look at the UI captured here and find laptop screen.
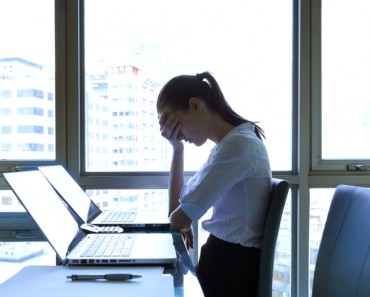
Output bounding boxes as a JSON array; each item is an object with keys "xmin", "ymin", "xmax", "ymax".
[
  {"xmin": 38, "ymin": 165, "xmax": 99, "ymax": 223},
  {"xmin": 3, "ymin": 170, "xmax": 80, "ymax": 261}
]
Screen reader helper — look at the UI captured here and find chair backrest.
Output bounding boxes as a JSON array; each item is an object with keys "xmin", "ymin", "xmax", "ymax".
[
  {"xmin": 312, "ymin": 184, "xmax": 370, "ymax": 297},
  {"xmin": 257, "ymin": 178, "xmax": 290, "ymax": 297}
]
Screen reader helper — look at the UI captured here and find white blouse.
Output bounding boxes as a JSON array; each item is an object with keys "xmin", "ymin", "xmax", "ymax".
[{"xmin": 180, "ymin": 122, "xmax": 272, "ymax": 248}]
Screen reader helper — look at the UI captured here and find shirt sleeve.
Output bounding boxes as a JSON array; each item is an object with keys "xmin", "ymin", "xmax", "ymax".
[{"xmin": 180, "ymin": 134, "xmax": 265, "ymax": 221}]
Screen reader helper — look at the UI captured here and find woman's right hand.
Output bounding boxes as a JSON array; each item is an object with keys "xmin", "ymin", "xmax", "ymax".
[
  {"xmin": 181, "ymin": 226, "xmax": 194, "ymax": 250},
  {"xmin": 159, "ymin": 113, "xmax": 185, "ymax": 148}
]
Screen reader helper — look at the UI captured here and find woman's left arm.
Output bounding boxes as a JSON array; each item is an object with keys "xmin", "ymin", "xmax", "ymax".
[{"xmin": 170, "ymin": 206, "xmax": 194, "ymax": 249}]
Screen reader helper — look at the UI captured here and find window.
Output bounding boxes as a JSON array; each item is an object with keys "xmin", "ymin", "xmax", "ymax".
[
  {"xmin": 17, "ymin": 88, "xmax": 44, "ymax": 99},
  {"xmin": 308, "ymin": 0, "xmax": 370, "ymax": 295},
  {"xmin": 321, "ymin": 1, "xmax": 370, "ymax": 160},
  {"xmin": 17, "ymin": 125, "xmax": 44, "ymax": 134},
  {"xmin": 82, "ymin": 1, "xmax": 293, "ymax": 295},
  {"xmin": 84, "ymin": 0, "xmax": 293, "ymax": 172},
  {"xmin": 1, "ymin": 126, "xmax": 11, "ymax": 134},
  {"xmin": 1, "ymin": 195, "xmax": 13, "ymax": 206},
  {"xmin": 312, "ymin": 0, "xmax": 370, "ymax": 169},
  {"xmin": 1, "ymin": 1, "xmax": 369, "ymax": 296},
  {"xmin": 0, "ymin": 90, "xmax": 11, "ymax": 99},
  {"xmin": 0, "ymin": 108, "xmax": 11, "ymax": 116},
  {"xmin": 309, "ymin": 188, "xmax": 335, "ymax": 296},
  {"xmin": 86, "ymin": 189, "xmax": 168, "ymax": 212},
  {"xmin": 1, "ymin": 144, "xmax": 12, "ymax": 152},
  {"xmin": 0, "ymin": 0, "xmax": 55, "ymax": 161},
  {"xmin": 0, "ymin": 0, "xmax": 56, "ymax": 278},
  {"xmin": 17, "ymin": 107, "xmax": 44, "ymax": 116}
]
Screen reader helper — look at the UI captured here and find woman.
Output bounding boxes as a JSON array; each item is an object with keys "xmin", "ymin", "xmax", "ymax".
[{"xmin": 157, "ymin": 71, "xmax": 272, "ymax": 297}]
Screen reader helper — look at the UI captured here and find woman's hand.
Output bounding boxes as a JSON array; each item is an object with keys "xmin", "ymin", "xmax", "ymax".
[
  {"xmin": 159, "ymin": 113, "xmax": 184, "ymax": 148},
  {"xmin": 181, "ymin": 226, "xmax": 194, "ymax": 250},
  {"xmin": 170, "ymin": 207, "xmax": 193, "ymax": 249}
]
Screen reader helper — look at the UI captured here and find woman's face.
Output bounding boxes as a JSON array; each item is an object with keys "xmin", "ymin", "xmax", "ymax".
[
  {"xmin": 175, "ymin": 108, "xmax": 207, "ymax": 146},
  {"xmin": 159, "ymin": 97, "xmax": 208, "ymax": 146}
]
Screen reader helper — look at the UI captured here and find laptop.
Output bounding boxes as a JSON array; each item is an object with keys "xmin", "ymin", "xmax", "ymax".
[
  {"xmin": 3, "ymin": 170, "xmax": 177, "ymax": 266},
  {"xmin": 37, "ymin": 165, "xmax": 170, "ymax": 230}
]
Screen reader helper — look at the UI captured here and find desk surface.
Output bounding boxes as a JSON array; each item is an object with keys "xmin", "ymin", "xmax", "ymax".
[{"xmin": 0, "ymin": 233, "xmax": 203, "ymax": 297}]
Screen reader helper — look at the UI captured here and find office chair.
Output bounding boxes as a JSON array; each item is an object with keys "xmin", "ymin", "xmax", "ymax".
[
  {"xmin": 312, "ymin": 184, "xmax": 370, "ymax": 297},
  {"xmin": 257, "ymin": 178, "xmax": 290, "ymax": 297}
]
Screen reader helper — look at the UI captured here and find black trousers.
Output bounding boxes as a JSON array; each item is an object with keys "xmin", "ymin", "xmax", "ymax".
[{"xmin": 196, "ymin": 234, "xmax": 261, "ymax": 297}]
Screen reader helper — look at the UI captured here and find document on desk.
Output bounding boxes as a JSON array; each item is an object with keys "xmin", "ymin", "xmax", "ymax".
[{"xmin": 0, "ymin": 265, "xmax": 174, "ymax": 297}]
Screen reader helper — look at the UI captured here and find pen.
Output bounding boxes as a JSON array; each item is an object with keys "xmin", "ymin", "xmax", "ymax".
[{"xmin": 66, "ymin": 274, "xmax": 142, "ymax": 281}]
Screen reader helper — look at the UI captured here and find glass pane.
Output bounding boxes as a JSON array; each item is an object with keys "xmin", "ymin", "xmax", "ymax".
[
  {"xmin": 0, "ymin": 0, "xmax": 55, "ymax": 161},
  {"xmin": 86, "ymin": 189, "xmax": 168, "ymax": 212},
  {"xmin": 309, "ymin": 188, "xmax": 335, "ymax": 296},
  {"xmin": 321, "ymin": 0, "xmax": 370, "ymax": 159},
  {"xmin": 273, "ymin": 195, "xmax": 291, "ymax": 296},
  {"xmin": 0, "ymin": 190, "xmax": 25, "ymax": 212},
  {"xmin": 84, "ymin": 0, "xmax": 292, "ymax": 172}
]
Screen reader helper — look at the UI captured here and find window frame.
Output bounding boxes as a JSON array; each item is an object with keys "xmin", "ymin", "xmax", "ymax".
[
  {"xmin": 310, "ymin": 0, "xmax": 370, "ymax": 173},
  {"xmin": 1, "ymin": 1, "xmax": 370, "ymax": 297},
  {"xmin": 0, "ymin": 0, "xmax": 67, "ymax": 240}
]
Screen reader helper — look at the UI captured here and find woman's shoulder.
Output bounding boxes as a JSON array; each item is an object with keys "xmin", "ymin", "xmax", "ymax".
[
  {"xmin": 224, "ymin": 122, "xmax": 257, "ymax": 139},
  {"xmin": 215, "ymin": 133, "xmax": 264, "ymax": 160},
  {"xmin": 223, "ymin": 124, "xmax": 263, "ymax": 146}
]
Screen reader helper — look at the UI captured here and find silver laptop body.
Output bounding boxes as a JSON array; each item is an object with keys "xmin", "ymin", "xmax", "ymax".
[
  {"xmin": 4, "ymin": 170, "xmax": 176, "ymax": 266},
  {"xmin": 38, "ymin": 165, "xmax": 170, "ymax": 230}
]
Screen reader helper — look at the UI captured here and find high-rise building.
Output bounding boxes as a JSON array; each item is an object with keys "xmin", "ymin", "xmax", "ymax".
[
  {"xmin": 0, "ymin": 57, "xmax": 55, "ymax": 160},
  {"xmin": 85, "ymin": 64, "xmax": 164, "ymax": 171},
  {"xmin": 0, "ymin": 57, "xmax": 168, "ymax": 212}
]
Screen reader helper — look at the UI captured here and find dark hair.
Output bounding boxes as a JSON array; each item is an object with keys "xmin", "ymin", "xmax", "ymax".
[{"xmin": 157, "ymin": 71, "xmax": 265, "ymax": 140}]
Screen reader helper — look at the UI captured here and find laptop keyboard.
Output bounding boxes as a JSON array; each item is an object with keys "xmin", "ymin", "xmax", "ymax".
[
  {"xmin": 81, "ymin": 234, "xmax": 135, "ymax": 257},
  {"xmin": 102, "ymin": 211, "xmax": 137, "ymax": 223}
]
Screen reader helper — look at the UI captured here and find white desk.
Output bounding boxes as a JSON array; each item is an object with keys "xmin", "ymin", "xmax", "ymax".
[
  {"xmin": 0, "ymin": 265, "xmax": 173, "ymax": 297},
  {"xmin": 0, "ymin": 233, "xmax": 203, "ymax": 297},
  {"xmin": 0, "ymin": 242, "xmax": 56, "ymax": 284}
]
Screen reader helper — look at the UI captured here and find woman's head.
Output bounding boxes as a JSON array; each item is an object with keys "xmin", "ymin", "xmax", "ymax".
[
  {"xmin": 157, "ymin": 72, "xmax": 238, "ymax": 121},
  {"xmin": 157, "ymin": 71, "xmax": 265, "ymax": 141}
]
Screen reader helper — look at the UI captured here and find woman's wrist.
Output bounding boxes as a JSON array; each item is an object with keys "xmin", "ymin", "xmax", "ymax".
[{"xmin": 172, "ymin": 141, "xmax": 184, "ymax": 151}]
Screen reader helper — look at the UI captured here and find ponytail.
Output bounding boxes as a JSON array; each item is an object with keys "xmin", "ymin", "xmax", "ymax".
[
  {"xmin": 195, "ymin": 72, "xmax": 265, "ymax": 140},
  {"xmin": 157, "ymin": 71, "xmax": 265, "ymax": 140}
]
